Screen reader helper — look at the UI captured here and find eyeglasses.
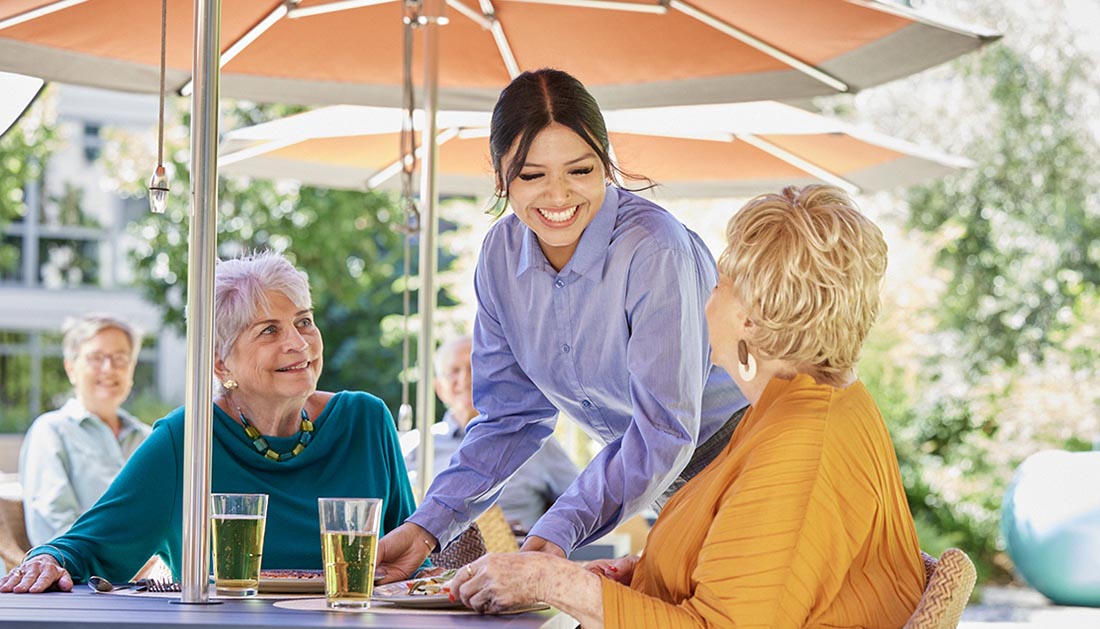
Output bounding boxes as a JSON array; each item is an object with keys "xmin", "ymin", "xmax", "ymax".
[{"xmin": 81, "ymin": 352, "xmax": 133, "ymax": 369}]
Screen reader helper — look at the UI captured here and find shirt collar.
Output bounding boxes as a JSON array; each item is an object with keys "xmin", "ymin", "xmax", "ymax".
[
  {"xmin": 441, "ymin": 410, "xmax": 466, "ymax": 438},
  {"xmin": 60, "ymin": 397, "xmax": 141, "ymax": 433},
  {"xmin": 515, "ymin": 184, "xmax": 619, "ymax": 281},
  {"xmin": 60, "ymin": 398, "xmax": 94, "ymax": 423}
]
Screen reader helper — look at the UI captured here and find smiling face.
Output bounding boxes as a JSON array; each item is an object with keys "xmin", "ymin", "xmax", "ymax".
[
  {"xmin": 503, "ymin": 122, "xmax": 607, "ymax": 271},
  {"xmin": 215, "ymin": 290, "xmax": 323, "ymax": 405},
  {"xmin": 66, "ymin": 327, "xmax": 136, "ymax": 419}
]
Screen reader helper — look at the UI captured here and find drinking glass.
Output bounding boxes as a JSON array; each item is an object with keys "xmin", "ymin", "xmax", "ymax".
[
  {"xmin": 209, "ymin": 493, "xmax": 268, "ymax": 597},
  {"xmin": 318, "ymin": 497, "xmax": 383, "ymax": 609}
]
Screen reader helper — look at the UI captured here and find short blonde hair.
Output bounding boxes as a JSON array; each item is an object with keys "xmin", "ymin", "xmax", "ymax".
[{"xmin": 717, "ymin": 185, "xmax": 887, "ymax": 385}]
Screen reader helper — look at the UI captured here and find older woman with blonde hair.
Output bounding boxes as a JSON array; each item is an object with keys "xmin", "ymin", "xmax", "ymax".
[{"xmin": 445, "ymin": 185, "xmax": 926, "ymax": 628}]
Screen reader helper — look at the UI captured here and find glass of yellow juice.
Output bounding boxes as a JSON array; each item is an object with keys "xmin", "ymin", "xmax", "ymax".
[
  {"xmin": 318, "ymin": 497, "xmax": 383, "ymax": 609},
  {"xmin": 210, "ymin": 493, "xmax": 268, "ymax": 597}
]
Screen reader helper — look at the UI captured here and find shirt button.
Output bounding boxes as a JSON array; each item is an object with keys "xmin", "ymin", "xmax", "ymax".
[
  {"xmin": 581, "ymin": 400, "xmax": 592, "ymax": 408},
  {"xmin": 555, "ymin": 279, "xmax": 565, "ymax": 288},
  {"xmin": 561, "ymin": 344, "xmax": 571, "ymax": 353}
]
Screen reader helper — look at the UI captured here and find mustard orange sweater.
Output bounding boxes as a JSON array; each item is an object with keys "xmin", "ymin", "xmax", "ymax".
[{"xmin": 603, "ymin": 374, "xmax": 924, "ymax": 628}]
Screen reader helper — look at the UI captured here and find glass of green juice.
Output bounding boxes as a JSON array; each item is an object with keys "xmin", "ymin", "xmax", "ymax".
[
  {"xmin": 209, "ymin": 493, "xmax": 268, "ymax": 597},
  {"xmin": 318, "ymin": 497, "xmax": 383, "ymax": 609}
]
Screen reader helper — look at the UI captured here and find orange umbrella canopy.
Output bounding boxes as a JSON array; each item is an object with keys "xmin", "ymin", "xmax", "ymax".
[
  {"xmin": 219, "ymin": 102, "xmax": 973, "ymax": 197},
  {"xmin": 0, "ymin": 0, "xmax": 998, "ymax": 109}
]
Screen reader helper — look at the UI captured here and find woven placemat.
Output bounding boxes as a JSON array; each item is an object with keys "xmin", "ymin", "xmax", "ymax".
[{"xmin": 429, "ymin": 523, "xmax": 488, "ymax": 569}]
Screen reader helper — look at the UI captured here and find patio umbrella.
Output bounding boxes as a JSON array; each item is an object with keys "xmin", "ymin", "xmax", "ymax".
[
  {"xmin": 0, "ymin": 0, "xmax": 998, "ymax": 603},
  {"xmin": 218, "ymin": 101, "xmax": 973, "ymax": 197},
  {"xmin": 0, "ymin": 71, "xmax": 44, "ymax": 137},
  {"xmin": 0, "ymin": 1, "xmax": 1000, "ymax": 109}
]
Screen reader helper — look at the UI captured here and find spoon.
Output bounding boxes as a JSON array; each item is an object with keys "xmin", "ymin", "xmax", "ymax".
[{"xmin": 87, "ymin": 576, "xmax": 145, "ymax": 593}]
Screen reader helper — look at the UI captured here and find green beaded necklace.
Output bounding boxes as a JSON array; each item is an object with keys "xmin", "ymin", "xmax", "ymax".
[{"xmin": 235, "ymin": 406, "xmax": 314, "ymax": 462}]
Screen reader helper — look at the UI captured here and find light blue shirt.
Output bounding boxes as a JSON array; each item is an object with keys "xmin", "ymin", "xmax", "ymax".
[
  {"xmin": 402, "ymin": 411, "xmax": 579, "ymax": 532},
  {"xmin": 19, "ymin": 398, "xmax": 151, "ymax": 546},
  {"xmin": 409, "ymin": 186, "xmax": 748, "ymax": 553}
]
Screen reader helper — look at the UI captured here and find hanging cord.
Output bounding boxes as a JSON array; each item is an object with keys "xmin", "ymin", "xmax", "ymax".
[
  {"xmin": 156, "ymin": 0, "xmax": 166, "ymax": 169},
  {"xmin": 395, "ymin": 0, "xmax": 423, "ymax": 432},
  {"xmin": 148, "ymin": 0, "xmax": 170, "ymax": 213}
]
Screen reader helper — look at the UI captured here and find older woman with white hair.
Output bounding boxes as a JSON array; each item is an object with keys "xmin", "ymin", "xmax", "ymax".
[
  {"xmin": 19, "ymin": 314, "xmax": 149, "ymax": 547},
  {"xmin": 2, "ymin": 250, "xmax": 417, "ymax": 593},
  {"xmin": 446, "ymin": 185, "xmax": 926, "ymax": 627}
]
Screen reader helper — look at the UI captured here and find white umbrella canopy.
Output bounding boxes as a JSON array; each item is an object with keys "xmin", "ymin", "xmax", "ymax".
[
  {"xmin": 0, "ymin": 0, "xmax": 999, "ymax": 108},
  {"xmin": 0, "ymin": 71, "xmax": 44, "ymax": 136},
  {"xmin": 218, "ymin": 101, "xmax": 973, "ymax": 197},
  {"xmin": 220, "ymin": 106, "xmax": 496, "ymax": 194}
]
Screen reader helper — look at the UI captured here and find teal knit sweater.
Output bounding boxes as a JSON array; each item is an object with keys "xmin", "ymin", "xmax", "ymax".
[{"xmin": 30, "ymin": 391, "xmax": 417, "ymax": 582}]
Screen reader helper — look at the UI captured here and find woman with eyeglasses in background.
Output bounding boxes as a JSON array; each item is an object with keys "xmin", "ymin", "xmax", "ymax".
[{"xmin": 19, "ymin": 314, "xmax": 151, "ymax": 546}]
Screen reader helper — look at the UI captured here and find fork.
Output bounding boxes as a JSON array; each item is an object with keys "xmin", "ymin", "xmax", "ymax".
[{"xmin": 142, "ymin": 578, "xmax": 181, "ymax": 593}]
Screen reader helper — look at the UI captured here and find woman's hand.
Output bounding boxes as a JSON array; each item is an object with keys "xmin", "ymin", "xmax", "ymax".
[
  {"xmin": 450, "ymin": 552, "xmax": 604, "ymax": 626},
  {"xmin": 584, "ymin": 555, "xmax": 638, "ymax": 585},
  {"xmin": 519, "ymin": 535, "xmax": 566, "ymax": 557},
  {"xmin": 448, "ymin": 552, "xmax": 554, "ymax": 614},
  {"xmin": 0, "ymin": 555, "xmax": 72, "ymax": 593},
  {"xmin": 374, "ymin": 522, "xmax": 437, "ymax": 584}
]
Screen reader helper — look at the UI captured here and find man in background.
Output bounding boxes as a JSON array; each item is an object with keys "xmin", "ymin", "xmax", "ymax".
[{"xmin": 403, "ymin": 335, "xmax": 579, "ymax": 534}]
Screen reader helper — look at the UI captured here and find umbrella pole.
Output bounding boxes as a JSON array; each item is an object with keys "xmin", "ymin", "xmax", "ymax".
[
  {"xmin": 179, "ymin": 0, "xmax": 221, "ymax": 605},
  {"xmin": 414, "ymin": 0, "xmax": 445, "ymax": 503}
]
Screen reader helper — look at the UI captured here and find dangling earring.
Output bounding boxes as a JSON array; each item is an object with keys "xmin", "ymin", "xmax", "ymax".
[
  {"xmin": 223, "ymin": 379, "xmax": 238, "ymax": 390},
  {"xmin": 737, "ymin": 340, "xmax": 757, "ymax": 382},
  {"xmin": 486, "ymin": 192, "xmax": 508, "ymax": 218}
]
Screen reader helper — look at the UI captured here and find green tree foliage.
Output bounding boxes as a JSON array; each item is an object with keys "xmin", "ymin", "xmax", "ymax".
[
  {"xmin": 880, "ymin": 16, "xmax": 1100, "ymax": 581},
  {"xmin": 907, "ymin": 44, "xmax": 1100, "ymax": 373},
  {"xmin": 127, "ymin": 103, "xmax": 456, "ymax": 416},
  {"xmin": 0, "ymin": 88, "xmax": 57, "ymax": 274}
]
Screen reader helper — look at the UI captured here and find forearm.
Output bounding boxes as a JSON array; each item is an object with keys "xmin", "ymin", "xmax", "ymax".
[{"xmin": 539, "ymin": 559, "xmax": 605, "ymax": 629}]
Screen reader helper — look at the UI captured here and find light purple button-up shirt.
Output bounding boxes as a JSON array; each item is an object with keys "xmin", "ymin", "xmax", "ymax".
[{"xmin": 408, "ymin": 186, "xmax": 748, "ymax": 554}]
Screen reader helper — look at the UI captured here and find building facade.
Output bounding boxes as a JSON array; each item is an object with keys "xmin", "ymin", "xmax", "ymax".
[{"xmin": 0, "ymin": 85, "xmax": 185, "ymax": 471}]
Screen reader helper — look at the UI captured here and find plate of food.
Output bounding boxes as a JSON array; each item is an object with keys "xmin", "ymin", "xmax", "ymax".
[
  {"xmin": 258, "ymin": 569, "xmax": 325, "ymax": 594},
  {"xmin": 372, "ymin": 569, "xmax": 465, "ymax": 609}
]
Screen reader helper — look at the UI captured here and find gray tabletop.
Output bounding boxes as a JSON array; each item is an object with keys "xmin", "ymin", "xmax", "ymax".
[{"xmin": 0, "ymin": 590, "xmax": 576, "ymax": 628}]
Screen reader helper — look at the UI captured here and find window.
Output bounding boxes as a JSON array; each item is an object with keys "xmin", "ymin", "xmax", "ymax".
[{"xmin": 82, "ymin": 122, "xmax": 102, "ymax": 162}]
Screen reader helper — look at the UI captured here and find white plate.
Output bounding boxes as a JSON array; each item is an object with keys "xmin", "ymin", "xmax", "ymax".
[
  {"xmin": 372, "ymin": 578, "xmax": 464, "ymax": 608},
  {"xmin": 371, "ymin": 579, "xmax": 549, "ymax": 613}
]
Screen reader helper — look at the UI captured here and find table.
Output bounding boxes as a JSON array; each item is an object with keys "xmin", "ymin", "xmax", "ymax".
[{"xmin": 0, "ymin": 590, "xmax": 578, "ymax": 628}]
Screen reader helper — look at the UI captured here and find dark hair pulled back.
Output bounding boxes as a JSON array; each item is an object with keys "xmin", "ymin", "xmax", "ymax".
[{"xmin": 487, "ymin": 68, "xmax": 651, "ymax": 216}]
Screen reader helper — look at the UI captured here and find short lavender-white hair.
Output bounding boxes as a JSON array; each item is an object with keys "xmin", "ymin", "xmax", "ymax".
[{"xmin": 214, "ymin": 250, "xmax": 312, "ymax": 361}]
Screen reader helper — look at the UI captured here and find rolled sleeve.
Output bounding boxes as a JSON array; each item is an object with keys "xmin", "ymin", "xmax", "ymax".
[{"xmin": 409, "ymin": 262, "xmax": 559, "ymax": 548}]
